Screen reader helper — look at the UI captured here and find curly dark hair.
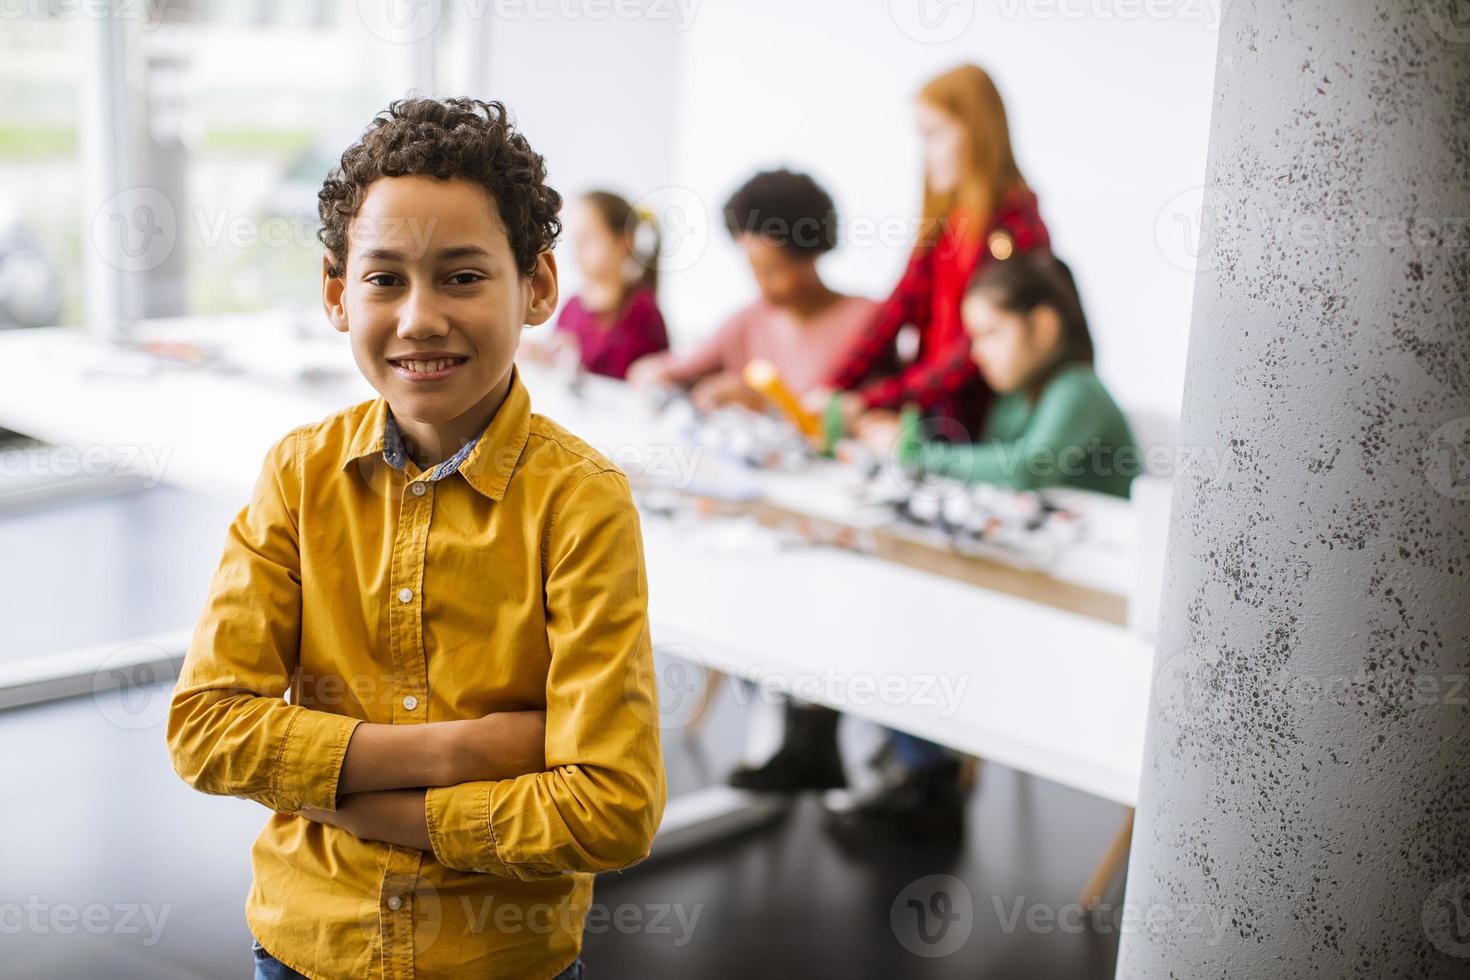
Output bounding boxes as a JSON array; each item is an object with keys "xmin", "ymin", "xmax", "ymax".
[
  {"xmin": 317, "ymin": 97, "xmax": 562, "ymax": 278},
  {"xmin": 722, "ymin": 169, "xmax": 838, "ymax": 257}
]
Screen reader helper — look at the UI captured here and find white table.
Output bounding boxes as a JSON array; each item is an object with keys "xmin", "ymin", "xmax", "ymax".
[{"xmin": 0, "ymin": 319, "xmax": 1153, "ymax": 893}]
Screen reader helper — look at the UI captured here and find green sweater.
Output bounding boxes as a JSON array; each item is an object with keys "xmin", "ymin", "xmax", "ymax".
[{"xmin": 900, "ymin": 363, "xmax": 1138, "ymax": 499}]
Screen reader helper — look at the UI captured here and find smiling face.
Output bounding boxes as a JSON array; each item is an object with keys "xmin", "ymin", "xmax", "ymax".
[{"xmin": 322, "ymin": 175, "xmax": 557, "ymax": 452}]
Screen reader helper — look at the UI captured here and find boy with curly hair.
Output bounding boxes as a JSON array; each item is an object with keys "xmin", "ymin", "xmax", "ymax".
[{"xmin": 166, "ymin": 97, "xmax": 665, "ymax": 980}]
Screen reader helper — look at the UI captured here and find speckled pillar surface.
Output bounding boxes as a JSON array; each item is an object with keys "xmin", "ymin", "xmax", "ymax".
[{"xmin": 1117, "ymin": 1, "xmax": 1470, "ymax": 977}]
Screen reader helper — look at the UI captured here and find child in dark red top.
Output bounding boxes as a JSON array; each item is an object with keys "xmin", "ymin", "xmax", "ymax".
[
  {"xmin": 816, "ymin": 64, "xmax": 1051, "ymax": 443},
  {"xmin": 534, "ymin": 190, "xmax": 669, "ymax": 380}
]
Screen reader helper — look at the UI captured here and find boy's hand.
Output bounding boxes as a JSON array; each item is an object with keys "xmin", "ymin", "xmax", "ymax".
[
  {"xmin": 336, "ymin": 711, "xmax": 546, "ymax": 795},
  {"xmin": 296, "ymin": 803, "xmax": 346, "ymax": 829},
  {"xmin": 443, "ymin": 710, "xmax": 547, "ymax": 783},
  {"xmin": 299, "ymin": 791, "xmax": 432, "ymax": 852}
]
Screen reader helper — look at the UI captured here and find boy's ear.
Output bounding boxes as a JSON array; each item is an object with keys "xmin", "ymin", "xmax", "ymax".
[
  {"xmin": 322, "ymin": 252, "xmax": 347, "ymax": 333},
  {"xmin": 522, "ymin": 251, "xmax": 559, "ymax": 328}
]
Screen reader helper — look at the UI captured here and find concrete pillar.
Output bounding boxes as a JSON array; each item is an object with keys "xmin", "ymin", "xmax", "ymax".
[{"xmin": 1118, "ymin": 1, "xmax": 1470, "ymax": 977}]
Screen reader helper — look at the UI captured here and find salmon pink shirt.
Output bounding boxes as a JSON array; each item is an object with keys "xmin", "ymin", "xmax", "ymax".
[{"xmin": 662, "ymin": 293, "xmax": 878, "ymax": 395}]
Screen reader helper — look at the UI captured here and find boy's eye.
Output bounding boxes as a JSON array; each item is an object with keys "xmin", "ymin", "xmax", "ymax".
[
  {"xmin": 447, "ymin": 271, "xmax": 484, "ymax": 286},
  {"xmin": 365, "ymin": 273, "xmax": 401, "ymax": 288}
]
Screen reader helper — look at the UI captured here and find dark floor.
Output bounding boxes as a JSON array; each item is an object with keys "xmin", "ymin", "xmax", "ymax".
[{"xmin": 1, "ymin": 486, "xmax": 1128, "ymax": 979}]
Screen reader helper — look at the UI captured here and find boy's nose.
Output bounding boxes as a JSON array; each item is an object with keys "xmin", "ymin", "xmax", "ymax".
[{"xmin": 396, "ymin": 289, "xmax": 450, "ymax": 338}]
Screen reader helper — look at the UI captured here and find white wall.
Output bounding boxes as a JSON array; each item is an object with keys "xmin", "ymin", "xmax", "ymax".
[
  {"xmin": 455, "ymin": 8, "xmax": 682, "ymax": 305},
  {"xmin": 657, "ymin": 0, "xmax": 1220, "ymax": 423}
]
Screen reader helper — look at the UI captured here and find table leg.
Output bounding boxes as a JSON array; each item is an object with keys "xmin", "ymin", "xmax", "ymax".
[{"xmin": 1079, "ymin": 807, "xmax": 1134, "ymax": 910}]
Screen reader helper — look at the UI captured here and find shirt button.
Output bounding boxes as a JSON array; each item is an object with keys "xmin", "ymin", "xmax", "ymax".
[
  {"xmin": 397, "ymin": 588, "xmax": 413, "ymax": 603},
  {"xmin": 410, "ymin": 482, "xmax": 427, "ymax": 496},
  {"xmin": 386, "ymin": 896, "xmax": 402, "ymax": 911},
  {"xmin": 402, "ymin": 695, "xmax": 418, "ymax": 711}
]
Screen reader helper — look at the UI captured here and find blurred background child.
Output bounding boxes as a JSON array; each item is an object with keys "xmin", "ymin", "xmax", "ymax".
[
  {"xmin": 812, "ymin": 63, "xmax": 1051, "ymax": 445},
  {"xmin": 628, "ymin": 169, "xmax": 874, "ymax": 414},
  {"xmin": 827, "ymin": 253, "xmax": 1138, "ymax": 844},
  {"xmin": 530, "ymin": 190, "xmax": 669, "ymax": 380}
]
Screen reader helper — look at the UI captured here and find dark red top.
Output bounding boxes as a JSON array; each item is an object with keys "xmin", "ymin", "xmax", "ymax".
[
  {"xmin": 828, "ymin": 187, "xmax": 1051, "ymax": 438},
  {"xmin": 555, "ymin": 286, "xmax": 669, "ymax": 380}
]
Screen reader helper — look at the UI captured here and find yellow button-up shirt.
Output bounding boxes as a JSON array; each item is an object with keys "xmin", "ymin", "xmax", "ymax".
[{"xmin": 166, "ymin": 367, "xmax": 666, "ymax": 980}]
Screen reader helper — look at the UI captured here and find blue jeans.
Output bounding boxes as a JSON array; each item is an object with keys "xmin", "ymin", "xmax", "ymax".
[{"xmin": 252, "ymin": 938, "xmax": 584, "ymax": 979}]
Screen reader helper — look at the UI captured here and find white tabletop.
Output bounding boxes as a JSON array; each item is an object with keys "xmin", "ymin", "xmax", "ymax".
[{"xmin": 0, "ymin": 318, "xmax": 1152, "ymax": 806}]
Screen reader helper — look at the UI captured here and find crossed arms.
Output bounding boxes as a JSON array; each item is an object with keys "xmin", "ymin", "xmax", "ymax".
[{"xmin": 165, "ymin": 433, "xmax": 666, "ymax": 878}]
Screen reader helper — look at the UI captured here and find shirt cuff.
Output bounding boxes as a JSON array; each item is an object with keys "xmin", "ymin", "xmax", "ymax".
[
  {"xmin": 270, "ymin": 709, "xmax": 362, "ymax": 812},
  {"xmin": 424, "ymin": 783, "xmax": 511, "ymax": 875}
]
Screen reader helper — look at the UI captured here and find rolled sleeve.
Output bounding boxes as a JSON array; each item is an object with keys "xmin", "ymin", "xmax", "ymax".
[{"xmin": 423, "ymin": 469, "xmax": 666, "ymax": 878}]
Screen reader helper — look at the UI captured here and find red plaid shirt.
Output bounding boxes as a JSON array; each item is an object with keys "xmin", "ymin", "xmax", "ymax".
[{"xmin": 830, "ymin": 187, "xmax": 1051, "ymax": 438}]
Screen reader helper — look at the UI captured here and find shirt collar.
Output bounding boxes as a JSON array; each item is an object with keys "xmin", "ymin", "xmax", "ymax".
[{"xmin": 340, "ymin": 366, "xmax": 532, "ymax": 501}]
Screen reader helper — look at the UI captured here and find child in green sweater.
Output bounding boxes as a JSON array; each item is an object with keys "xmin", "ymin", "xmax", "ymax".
[
  {"xmin": 826, "ymin": 253, "xmax": 1138, "ymax": 844},
  {"xmin": 857, "ymin": 253, "xmax": 1135, "ymax": 497}
]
